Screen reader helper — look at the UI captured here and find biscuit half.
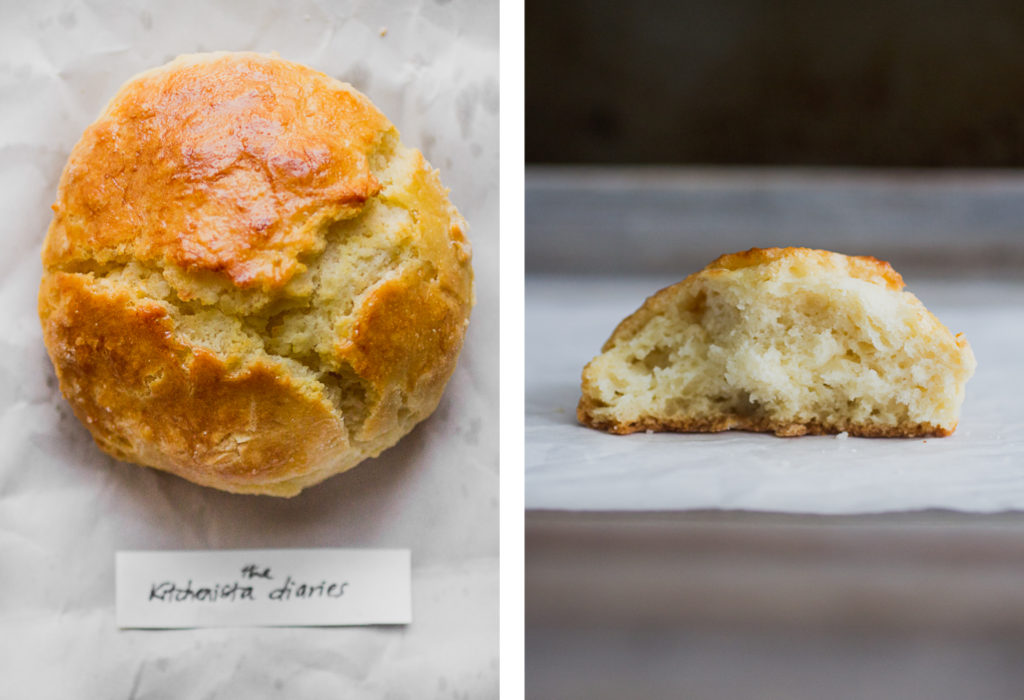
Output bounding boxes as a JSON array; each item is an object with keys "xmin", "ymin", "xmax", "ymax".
[{"xmin": 578, "ymin": 248, "xmax": 975, "ymax": 437}]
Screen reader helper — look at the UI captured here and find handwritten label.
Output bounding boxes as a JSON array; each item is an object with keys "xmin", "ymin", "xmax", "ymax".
[{"xmin": 116, "ymin": 549, "xmax": 411, "ymax": 628}]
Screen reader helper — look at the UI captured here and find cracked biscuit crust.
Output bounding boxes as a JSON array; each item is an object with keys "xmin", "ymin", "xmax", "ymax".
[{"xmin": 39, "ymin": 52, "xmax": 474, "ymax": 496}]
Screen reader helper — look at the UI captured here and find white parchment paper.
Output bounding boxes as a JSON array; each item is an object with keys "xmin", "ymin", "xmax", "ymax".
[
  {"xmin": 0, "ymin": 1, "xmax": 497, "ymax": 697},
  {"xmin": 527, "ymin": 274, "xmax": 1024, "ymax": 514}
]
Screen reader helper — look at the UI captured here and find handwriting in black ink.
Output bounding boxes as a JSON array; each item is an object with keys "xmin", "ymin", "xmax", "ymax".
[
  {"xmin": 240, "ymin": 564, "xmax": 273, "ymax": 580},
  {"xmin": 148, "ymin": 580, "xmax": 255, "ymax": 603},
  {"xmin": 268, "ymin": 576, "xmax": 348, "ymax": 601}
]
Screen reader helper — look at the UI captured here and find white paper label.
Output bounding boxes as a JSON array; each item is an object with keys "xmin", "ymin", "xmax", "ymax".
[{"xmin": 116, "ymin": 548, "xmax": 411, "ymax": 629}]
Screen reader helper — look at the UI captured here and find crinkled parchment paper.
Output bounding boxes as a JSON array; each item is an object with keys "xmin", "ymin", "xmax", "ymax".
[
  {"xmin": 527, "ymin": 275, "xmax": 1024, "ymax": 513},
  {"xmin": 0, "ymin": 1, "xmax": 497, "ymax": 697}
]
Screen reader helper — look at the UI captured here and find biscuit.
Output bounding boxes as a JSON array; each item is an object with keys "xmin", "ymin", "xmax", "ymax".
[
  {"xmin": 39, "ymin": 52, "xmax": 473, "ymax": 495},
  {"xmin": 578, "ymin": 248, "xmax": 974, "ymax": 437}
]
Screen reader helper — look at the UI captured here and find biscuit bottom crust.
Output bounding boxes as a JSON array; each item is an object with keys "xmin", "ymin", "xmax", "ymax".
[{"xmin": 577, "ymin": 399, "xmax": 953, "ymax": 438}]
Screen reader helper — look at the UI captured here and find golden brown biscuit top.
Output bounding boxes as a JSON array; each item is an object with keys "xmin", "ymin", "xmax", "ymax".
[
  {"xmin": 44, "ymin": 52, "xmax": 391, "ymax": 290},
  {"xmin": 705, "ymin": 247, "xmax": 906, "ymax": 291}
]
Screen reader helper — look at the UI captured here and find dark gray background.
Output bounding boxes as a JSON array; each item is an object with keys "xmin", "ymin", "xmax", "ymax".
[{"xmin": 528, "ymin": 0, "xmax": 1024, "ymax": 166}]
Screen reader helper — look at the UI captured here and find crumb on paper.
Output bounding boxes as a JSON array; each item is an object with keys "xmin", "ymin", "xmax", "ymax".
[
  {"xmin": 379, "ymin": 26, "xmax": 388, "ymax": 37},
  {"xmin": 646, "ymin": 429, "xmax": 654, "ymax": 434},
  {"xmin": 836, "ymin": 431, "xmax": 849, "ymax": 440}
]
